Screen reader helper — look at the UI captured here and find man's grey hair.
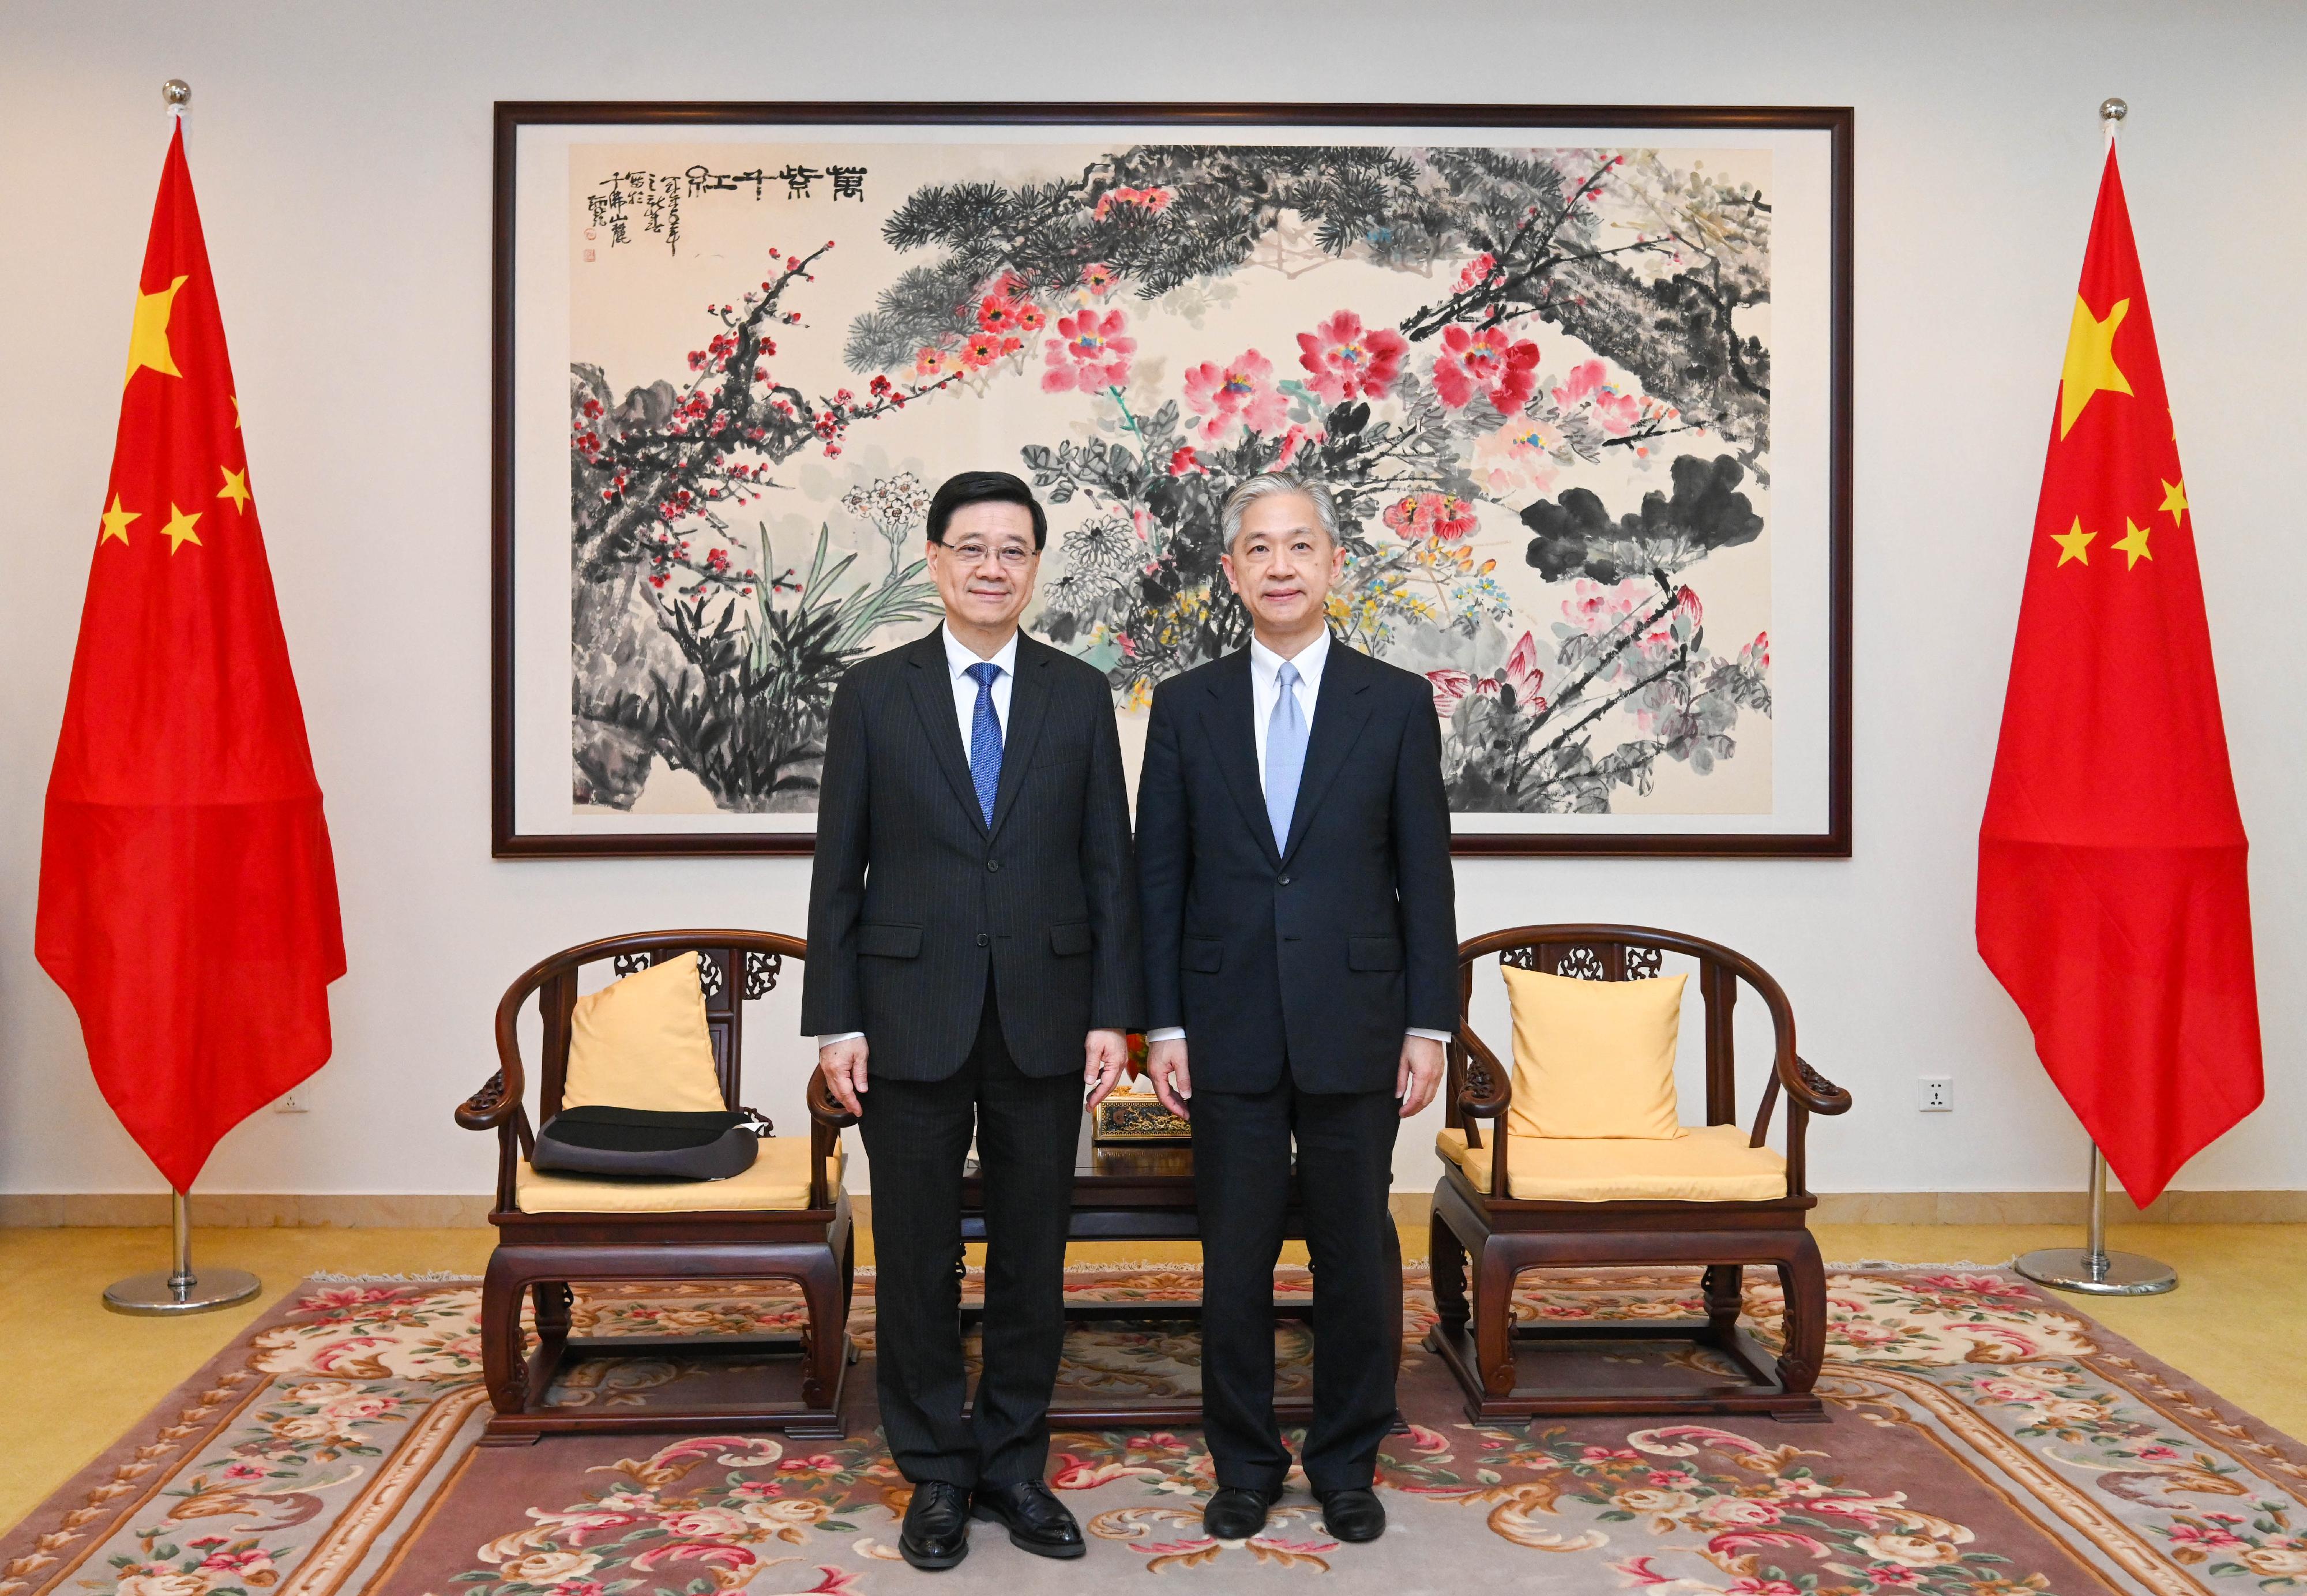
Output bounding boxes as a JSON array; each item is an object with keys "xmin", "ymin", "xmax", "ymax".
[{"xmin": 1219, "ymin": 471, "xmax": 1342, "ymax": 551}]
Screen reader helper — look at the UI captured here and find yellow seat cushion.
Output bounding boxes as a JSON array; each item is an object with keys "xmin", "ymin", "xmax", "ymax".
[
  {"xmin": 1501, "ymin": 966, "xmax": 1688, "ymax": 1140},
  {"xmin": 514, "ymin": 1137, "xmax": 843, "ymax": 1214},
  {"xmin": 1436, "ymin": 1123, "xmax": 1786, "ymax": 1203},
  {"xmin": 562, "ymin": 951, "xmax": 727, "ymax": 1114}
]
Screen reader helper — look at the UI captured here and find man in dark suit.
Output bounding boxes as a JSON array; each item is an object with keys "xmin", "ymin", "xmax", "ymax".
[
  {"xmin": 803, "ymin": 471, "xmax": 1141, "ymax": 1571},
  {"xmin": 1137, "ymin": 471, "xmax": 1457, "ymax": 1547}
]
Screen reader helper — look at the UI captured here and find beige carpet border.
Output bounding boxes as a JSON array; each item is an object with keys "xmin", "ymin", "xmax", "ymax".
[{"xmin": 2, "ymin": 1189, "xmax": 2302, "ymax": 1228}]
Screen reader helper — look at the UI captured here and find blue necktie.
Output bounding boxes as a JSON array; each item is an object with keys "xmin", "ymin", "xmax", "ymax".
[
  {"xmin": 965, "ymin": 661, "xmax": 1003, "ymax": 826},
  {"xmin": 1266, "ymin": 660, "xmax": 1307, "ymax": 851}
]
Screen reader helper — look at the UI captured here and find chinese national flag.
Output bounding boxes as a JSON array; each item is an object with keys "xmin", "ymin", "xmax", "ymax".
[
  {"xmin": 1977, "ymin": 145, "xmax": 2262, "ymax": 1206},
  {"xmin": 35, "ymin": 124, "xmax": 345, "ymax": 1193}
]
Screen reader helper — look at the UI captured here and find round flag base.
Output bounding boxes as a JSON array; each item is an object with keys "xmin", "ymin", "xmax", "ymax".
[
  {"xmin": 2014, "ymin": 1247, "xmax": 2177, "ymax": 1297},
  {"xmin": 103, "ymin": 1265, "xmax": 262, "ymax": 1316}
]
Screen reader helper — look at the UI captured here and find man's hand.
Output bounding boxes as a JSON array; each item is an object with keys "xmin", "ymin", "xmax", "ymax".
[
  {"xmin": 1396, "ymin": 1034, "xmax": 1445, "ymax": 1119},
  {"xmin": 1084, "ymin": 1029, "xmax": 1129, "ymax": 1114},
  {"xmin": 818, "ymin": 1037, "xmax": 870, "ymax": 1118},
  {"xmin": 1146, "ymin": 1037, "xmax": 1193, "ymax": 1120}
]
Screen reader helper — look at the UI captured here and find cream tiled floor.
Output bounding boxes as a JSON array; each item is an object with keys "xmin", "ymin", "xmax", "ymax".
[{"xmin": 3, "ymin": 1223, "xmax": 2300, "ymax": 1534}]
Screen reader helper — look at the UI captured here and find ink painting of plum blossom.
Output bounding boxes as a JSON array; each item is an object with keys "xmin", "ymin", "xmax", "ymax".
[{"xmin": 494, "ymin": 104, "xmax": 1850, "ymax": 857}]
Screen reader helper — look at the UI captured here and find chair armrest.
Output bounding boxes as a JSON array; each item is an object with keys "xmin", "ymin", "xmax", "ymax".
[
  {"xmin": 806, "ymin": 1069, "xmax": 860, "ymax": 1129},
  {"xmin": 1456, "ymin": 1027, "xmax": 1512, "ymax": 1120},
  {"xmin": 455, "ymin": 1069, "xmax": 516, "ymax": 1131},
  {"xmin": 1783, "ymin": 1054, "xmax": 1852, "ymax": 1116}
]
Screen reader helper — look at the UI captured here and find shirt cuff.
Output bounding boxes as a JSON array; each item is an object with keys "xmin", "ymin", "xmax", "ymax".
[
  {"xmin": 1145, "ymin": 1027, "xmax": 1186, "ymax": 1043},
  {"xmin": 1406, "ymin": 1027, "xmax": 1453, "ymax": 1044},
  {"xmin": 816, "ymin": 1032, "xmax": 865, "ymax": 1049}
]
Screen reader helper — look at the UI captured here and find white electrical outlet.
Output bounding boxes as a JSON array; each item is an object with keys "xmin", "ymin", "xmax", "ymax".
[
  {"xmin": 275, "ymin": 1091, "xmax": 310, "ymax": 1114},
  {"xmin": 1918, "ymin": 1076, "xmax": 1953, "ymax": 1112}
]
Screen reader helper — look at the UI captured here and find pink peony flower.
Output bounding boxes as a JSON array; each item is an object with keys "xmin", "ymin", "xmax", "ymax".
[
  {"xmin": 1433, "ymin": 325, "xmax": 1540, "ymax": 414},
  {"xmin": 1381, "ymin": 491, "xmax": 1479, "ymax": 543},
  {"xmin": 1181, "ymin": 349, "xmax": 1287, "ymax": 438},
  {"xmin": 1553, "ymin": 359, "xmax": 1643, "ymax": 434},
  {"xmin": 1042, "ymin": 308, "xmax": 1134, "ymax": 393},
  {"xmin": 1296, "ymin": 310, "xmax": 1408, "ymax": 403}
]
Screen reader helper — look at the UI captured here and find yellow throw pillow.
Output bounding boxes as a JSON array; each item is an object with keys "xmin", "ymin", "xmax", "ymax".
[
  {"xmin": 1500, "ymin": 966, "xmax": 1688, "ymax": 1140},
  {"xmin": 560, "ymin": 951, "xmax": 728, "ymax": 1114}
]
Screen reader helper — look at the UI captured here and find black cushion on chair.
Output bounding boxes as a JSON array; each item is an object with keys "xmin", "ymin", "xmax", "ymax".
[{"xmin": 532, "ymin": 1105, "xmax": 765, "ymax": 1181}]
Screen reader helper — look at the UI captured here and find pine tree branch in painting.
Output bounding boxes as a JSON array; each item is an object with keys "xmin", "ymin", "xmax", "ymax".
[{"xmin": 846, "ymin": 143, "xmax": 1769, "ymax": 450}]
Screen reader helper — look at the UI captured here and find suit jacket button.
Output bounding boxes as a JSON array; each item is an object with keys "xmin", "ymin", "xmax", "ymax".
[
  {"xmin": 1278, "ymin": 873, "xmax": 1291, "ymax": 885},
  {"xmin": 976, "ymin": 933, "xmax": 990, "ymax": 947},
  {"xmin": 987, "ymin": 859, "xmax": 1001, "ymax": 872}
]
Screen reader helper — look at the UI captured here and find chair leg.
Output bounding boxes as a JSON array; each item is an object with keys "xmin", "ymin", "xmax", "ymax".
[
  {"xmin": 795, "ymin": 1248, "xmax": 846, "ymax": 1411},
  {"xmin": 532, "ymin": 1280, "xmax": 574, "ymax": 1342},
  {"xmin": 480, "ymin": 1253, "xmax": 532, "ymax": 1418},
  {"xmin": 1428, "ymin": 1203, "xmax": 1469, "ymax": 1344},
  {"xmin": 1471, "ymin": 1236, "xmax": 1520, "ymax": 1398},
  {"xmin": 1774, "ymin": 1233, "xmax": 1827, "ymax": 1395},
  {"xmin": 1700, "ymin": 1264, "xmax": 1744, "ymax": 1349}
]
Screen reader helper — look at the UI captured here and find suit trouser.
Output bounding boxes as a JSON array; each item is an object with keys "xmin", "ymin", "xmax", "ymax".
[
  {"xmin": 1191, "ymin": 1073, "xmax": 1403, "ymax": 1496},
  {"xmin": 856, "ymin": 979, "xmax": 1079, "ymax": 1489}
]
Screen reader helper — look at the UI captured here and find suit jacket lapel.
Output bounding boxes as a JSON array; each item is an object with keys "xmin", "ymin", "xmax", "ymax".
[
  {"xmin": 902, "ymin": 628, "xmax": 988, "ymax": 836},
  {"xmin": 1203, "ymin": 649, "xmax": 1280, "ymax": 868},
  {"xmin": 986, "ymin": 637, "xmax": 1052, "ymax": 841},
  {"xmin": 1280, "ymin": 641, "xmax": 1376, "ymax": 865}
]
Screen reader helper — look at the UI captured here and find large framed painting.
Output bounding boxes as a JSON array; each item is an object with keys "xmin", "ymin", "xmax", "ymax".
[{"xmin": 494, "ymin": 102, "xmax": 1851, "ymax": 857}]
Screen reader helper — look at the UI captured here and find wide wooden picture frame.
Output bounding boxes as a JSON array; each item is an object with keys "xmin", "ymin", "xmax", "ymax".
[{"xmin": 494, "ymin": 102, "xmax": 1851, "ymax": 858}]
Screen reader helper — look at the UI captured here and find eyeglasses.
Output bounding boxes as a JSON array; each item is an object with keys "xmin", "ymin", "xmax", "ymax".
[{"xmin": 940, "ymin": 541, "xmax": 1037, "ymax": 568}]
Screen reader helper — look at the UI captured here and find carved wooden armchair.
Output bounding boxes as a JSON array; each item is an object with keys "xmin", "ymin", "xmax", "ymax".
[
  {"xmin": 1426, "ymin": 925, "xmax": 1851, "ymax": 1422},
  {"xmin": 457, "ymin": 930, "xmax": 854, "ymax": 1444}
]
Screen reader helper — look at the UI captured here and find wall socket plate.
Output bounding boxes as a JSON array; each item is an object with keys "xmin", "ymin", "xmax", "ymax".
[
  {"xmin": 1918, "ymin": 1076, "xmax": 1953, "ymax": 1112},
  {"xmin": 275, "ymin": 1091, "xmax": 311, "ymax": 1114}
]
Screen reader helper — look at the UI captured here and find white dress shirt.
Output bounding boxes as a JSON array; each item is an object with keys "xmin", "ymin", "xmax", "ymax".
[
  {"xmin": 818, "ymin": 624, "xmax": 1019, "ymax": 1051},
  {"xmin": 1149, "ymin": 629, "xmax": 1448, "ymax": 1050}
]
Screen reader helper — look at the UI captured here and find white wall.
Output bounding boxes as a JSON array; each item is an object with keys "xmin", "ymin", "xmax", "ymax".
[{"xmin": 2, "ymin": 0, "xmax": 2299, "ymax": 1201}]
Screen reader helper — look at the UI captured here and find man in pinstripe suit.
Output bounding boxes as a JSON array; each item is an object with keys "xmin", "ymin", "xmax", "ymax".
[{"xmin": 803, "ymin": 471, "xmax": 1142, "ymax": 1571}]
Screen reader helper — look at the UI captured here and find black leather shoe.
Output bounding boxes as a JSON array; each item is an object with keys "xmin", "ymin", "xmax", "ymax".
[
  {"xmin": 971, "ymin": 1479, "xmax": 1085, "ymax": 1559},
  {"xmin": 1203, "ymin": 1485, "xmax": 1278, "ymax": 1540},
  {"xmin": 1318, "ymin": 1486, "xmax": 1386, "ymax": 1542},
  {"xmin": 899, "ymin": 1480, "xmax": 971, "ymax": 1571}
]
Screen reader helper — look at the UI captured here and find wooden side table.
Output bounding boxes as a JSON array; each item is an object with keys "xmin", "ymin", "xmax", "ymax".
[{"xmin": 957, "ymin": 1143, "xmax": 1317, "ymax": 1427}]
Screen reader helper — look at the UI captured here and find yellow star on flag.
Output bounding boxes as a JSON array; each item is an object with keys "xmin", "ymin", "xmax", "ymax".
[
  {"xmin": 124, "ymin": 274, "xmax": 191, "ymax": 389},
  {"xmin": 2050, "ymin": 518, "xmax": 2095, "ymax": 566},
  {"xmin": 2113, "ymin": 516, "xmax": 2152, "ymax": 569},
  {"xmin": 99, "ymin": 493, "xmax": 140, "ymax": 546},
  {"xmin": 160, "ymin": 502, "xmax": 202, "ymax": 554},
  {"xmin": 2058, "ymin": 295, "xmax": 2133, "ymax": 439},
  {"xmin": 218, "ymin": 464, "xmax": 251, "ymax": 511},
  {"xmin": 2159, "ymin": 478, "xmax": 2188, "ymax": 527}
]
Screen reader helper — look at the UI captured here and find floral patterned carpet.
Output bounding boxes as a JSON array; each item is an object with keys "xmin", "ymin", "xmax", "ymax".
[{"xmin": 4, "ymin": 1264, "xmax": 2304, "ymax": 1596}]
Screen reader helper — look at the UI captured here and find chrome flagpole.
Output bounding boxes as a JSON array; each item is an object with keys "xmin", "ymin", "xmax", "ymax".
[
  {"xmin": 2013, "ymin": 1141, "xmax": 2177, "ymax": 1297},
  {"xmin": 2011, "ymin": 94, "xmax": 2178, "ymax": 1303},
  {"xmin": 103, "ymin": 1190, "xmax": 262, "ymax": 1316}
]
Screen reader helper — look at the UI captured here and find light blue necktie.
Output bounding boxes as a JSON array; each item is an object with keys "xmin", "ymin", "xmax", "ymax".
[
  {"xmin": 1265, "ymin": 660, "xmax": 1307, "ymax": 851},
  {"xmin": 965, "ymin": 662, "xmax": 1003, "ymax": 826}
]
